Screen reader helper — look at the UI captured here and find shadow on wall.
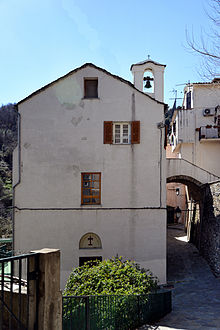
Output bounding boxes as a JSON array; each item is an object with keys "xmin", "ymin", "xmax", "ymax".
[{"xmin": 190, "ymin": 181, "xmax": 220, "ymax": 277}]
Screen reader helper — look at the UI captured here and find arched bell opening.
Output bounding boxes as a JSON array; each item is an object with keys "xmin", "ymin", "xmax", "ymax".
[{"xmin": 143, "ymin": 70, "xmax": 154, "ymax": 94}]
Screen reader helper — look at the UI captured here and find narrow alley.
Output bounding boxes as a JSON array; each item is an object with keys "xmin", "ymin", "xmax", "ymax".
[{"xmin": 139, "ymin": 224, "xmax": 220, "ymax": 329}]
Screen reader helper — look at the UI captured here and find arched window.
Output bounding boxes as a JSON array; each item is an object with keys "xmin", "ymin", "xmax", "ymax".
[
  {"xmin": 79, "ymin": 233, "xmax": 102, "ymax": 249},
  {"xmin": 170, "ymin": 134, "xmax": 174, "ymax": 146},
  {"xmin": 143, "ymin": 70, "xmax": 154, "ymax": 93}
]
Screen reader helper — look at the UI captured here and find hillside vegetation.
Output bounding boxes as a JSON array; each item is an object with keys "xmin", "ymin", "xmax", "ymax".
[{"xmin": 0, "ymin": 103, "xmax": 18, "ymax": 237}]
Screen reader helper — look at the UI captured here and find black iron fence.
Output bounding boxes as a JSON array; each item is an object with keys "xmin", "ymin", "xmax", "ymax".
[
  {"xmin": 0, "ymin": 244, "xmax": 12, "ymax": 259},
  {"xmin": 63, "ymin": 289, "xmax": 171, "ymax": 330},
  {"xmin": 0, "ymin": 252, "xmax": 39, "ymax": 330}
]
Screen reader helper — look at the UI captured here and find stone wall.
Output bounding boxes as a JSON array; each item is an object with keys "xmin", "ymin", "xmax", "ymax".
[{"xmin": 200, "ymin": 181, "xmax": 220, "ymax": 276}]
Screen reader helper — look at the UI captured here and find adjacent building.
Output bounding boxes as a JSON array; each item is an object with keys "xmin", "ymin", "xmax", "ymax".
[
  {"xmin": 169, "ymin": 78, "xmax": 220, "ymax": 176},
  {"xmin": 168, "ymin": 78, "xmax": 220, "ymax": 245}
]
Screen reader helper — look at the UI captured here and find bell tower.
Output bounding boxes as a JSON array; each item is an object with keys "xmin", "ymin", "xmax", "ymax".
[{"xmin": 130, "ymin": 58, "xmax": 166, "ymax": 103}]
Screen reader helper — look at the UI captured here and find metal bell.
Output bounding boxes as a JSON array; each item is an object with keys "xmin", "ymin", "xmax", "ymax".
[
  {"xmin": 143, "ymin": 76, "xmax": 154, "ymax": 89},
  {"xmin": 144, "ymin": 80, "xmax": 152, "ymax": 89}
]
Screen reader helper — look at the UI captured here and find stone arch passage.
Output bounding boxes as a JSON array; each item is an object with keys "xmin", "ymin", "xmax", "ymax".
[
  {"xmin": 167, "ymin": 174, "xmax": 220, "ymax": 278},
  {"xmin": 167, "ymin": 175, "xmax": 204, "ymax": 202},
  {"xmin": 166, "ymin": 174, "xmax": 205, "ymax": 282},
  {"xmin": 166, "ymin": 174, "xmax": 205, "ymax": 247}
]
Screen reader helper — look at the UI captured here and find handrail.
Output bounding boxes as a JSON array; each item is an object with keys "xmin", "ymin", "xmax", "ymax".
[{"xmin": 167, "ymin": 158, "xmax": 220, "ymax": 180}]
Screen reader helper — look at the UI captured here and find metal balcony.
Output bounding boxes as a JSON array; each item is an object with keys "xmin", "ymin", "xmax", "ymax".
[{"xmin": 199, "ymin": 126, "xmax": 220, "ymax": 141}]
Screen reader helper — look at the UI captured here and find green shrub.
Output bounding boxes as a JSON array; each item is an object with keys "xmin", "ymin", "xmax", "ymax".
[{"xmin": 63, "ymin": 257, "xmax": 158, "ymax": 296}]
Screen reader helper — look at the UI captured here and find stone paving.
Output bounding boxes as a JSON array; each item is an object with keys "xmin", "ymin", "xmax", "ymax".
[{"xmin": 138, "ymin": 225, "xmax": 220, "ymax": 330}]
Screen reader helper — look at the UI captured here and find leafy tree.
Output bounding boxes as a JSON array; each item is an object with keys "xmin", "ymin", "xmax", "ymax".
[
  {"xmin": 63, "ymin": 257, "xmax": 158, "ymax": 296},
  {"xmin": 186, "ymin": 0, "xmax": 220, "ymax": 79},
  {"xmin": 0, "ymin": 104, "xmax": 18, "ymax": 163},
  {"xmin": 0, "ymin": 103, "xmax": 18, "ymax": 238}
]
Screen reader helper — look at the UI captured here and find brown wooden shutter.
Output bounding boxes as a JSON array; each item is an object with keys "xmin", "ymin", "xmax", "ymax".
[
  {"xmin": 104, "ymin": 121, "xmax": 113, "ymax": 144},
  {"xmin": 131, "ymin": 121, "xmax": 140, "ymax": 144},
  {"xmin": 164, "ymin": 125, "xmax": 168, "ymax": 149}
]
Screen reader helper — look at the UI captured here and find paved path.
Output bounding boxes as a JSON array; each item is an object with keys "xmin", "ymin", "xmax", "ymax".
[{"xmin": 139, "ymin": 225, "xmax": 220, "ymax": 329}]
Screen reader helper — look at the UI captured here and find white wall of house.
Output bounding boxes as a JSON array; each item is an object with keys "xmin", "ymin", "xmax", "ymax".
[
  {"xmin": 193, "ymin": 84, "xmax": 220, "ymax": 109},
  {"xmin": 14, "ymin": 209, "xmax": 166, "ymax": 289},
  {"xmin": 13, "ymin": 64, "xmax": 167, "ymax": 289}
]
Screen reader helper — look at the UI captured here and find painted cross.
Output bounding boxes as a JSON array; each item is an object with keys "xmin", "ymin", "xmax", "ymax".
[{"xmin": 88, "ymin": 235, "xmax": 93, "ymax": 246}]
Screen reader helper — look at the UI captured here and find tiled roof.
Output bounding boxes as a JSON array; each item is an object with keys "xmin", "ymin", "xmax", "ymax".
[{"xmin": 193, "ymin": 78, "xmax": 220, "ymax": 85}]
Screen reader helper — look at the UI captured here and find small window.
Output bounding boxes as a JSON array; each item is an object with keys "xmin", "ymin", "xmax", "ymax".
[
  {"xmin": 79, "ymin": 256, "xmax": 102, "ymax": 267},
  {"xmin": 84, "ymin": 78, "xmax": 98, "ymax": 98},
  {"xmin": 173, "ymin": 121, "xmax": 176, "ymax": 134},
  {"xmin": 81, "ymin": 172, "xmax": 101, "ymax": 205},
  {"xmin": 186, "ymin": 91, "xmax": 191, "ymax": 109},
  {"xmin": 113, "ymin": 122, "xmax": 131, "ymax": 144},
  {"xmin": 170, "ymin": 135, "xmax": 174, "ymax": 145}
]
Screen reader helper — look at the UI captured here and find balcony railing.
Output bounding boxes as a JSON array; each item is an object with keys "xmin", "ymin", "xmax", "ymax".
[{"xmin": 199, "ymin": 126, "xmax": 220, "ymax": 140}]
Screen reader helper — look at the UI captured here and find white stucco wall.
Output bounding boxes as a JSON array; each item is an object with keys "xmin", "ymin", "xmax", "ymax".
[
  {"xmin": 173, "ymin": 83, "xmax": 220, "ymax": 178},
  {"xmin": 193, "ymin": 84, "xmax": 220, "ymax": 109},
  {"xmin": 14, "ymin": 209, "xmax": 166, "ymax": 289},
  {"xmin": 13, "ymin": 65, "xmax": 166, "ymax": 289}
]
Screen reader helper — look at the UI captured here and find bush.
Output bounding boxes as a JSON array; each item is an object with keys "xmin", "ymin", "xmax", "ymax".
[{"xmin": 63, "ymin": 257, "xmax": 158, "ymax": 296}]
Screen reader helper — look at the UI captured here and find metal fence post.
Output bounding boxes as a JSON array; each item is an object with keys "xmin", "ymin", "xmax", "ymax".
[
  {"xmin": 85, "ymin": 296, "xmax": 90, "ymax": 330},
  {"xmin": 137, "ymin": 295, "xmax": 140, "ymax": 325}
]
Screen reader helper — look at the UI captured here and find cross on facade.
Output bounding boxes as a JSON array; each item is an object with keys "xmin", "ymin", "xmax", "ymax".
[{"xmin": 88, "ymin": 235, "xmax": 93, "ymax": 246}]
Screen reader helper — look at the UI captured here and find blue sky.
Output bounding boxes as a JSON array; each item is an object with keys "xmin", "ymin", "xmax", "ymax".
[{"xmin": 0, "ymin": 0, "xmax": 212, "ymax": 107}]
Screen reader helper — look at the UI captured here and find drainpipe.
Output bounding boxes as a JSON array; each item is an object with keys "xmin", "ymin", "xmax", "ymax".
[
  {"xmin": 157, "ymin": 121, "xmax": 165, "ymax": 208},
  {"xmin": 12, "ymin": 106, "xmax": 21, "ymax": 253},
  {"xmin": 198, "ymin": 185, "xmax": 205, "ymax": 252}
]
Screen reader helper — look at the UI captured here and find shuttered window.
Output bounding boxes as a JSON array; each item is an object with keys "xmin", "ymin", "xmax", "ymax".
[
  {"xmin": 113, "ymin": 123, "xmax": 130, "ymax": 144},
  {"xmin": 131, "ymin": 121, "xmax": 140, "ymax": 144},
  {"xmin": 103, "ymin": 121, "xmax": 113, "ymax": 144},
  {"xmin": 104, "ymin": 121, "xmax": 140, "ymax": 144},
  {"xmin": 186, "ymin": 91, "xmax": 191, "ymax": 109},
  {"xmin": 81, "ymin": 173, "xmax": 101, "ymax": 205}
]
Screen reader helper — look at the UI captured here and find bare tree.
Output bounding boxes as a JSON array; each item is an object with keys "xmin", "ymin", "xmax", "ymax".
[{"xmin": 186, "ymin": 0, "xmax": 220, "ymax": 79}]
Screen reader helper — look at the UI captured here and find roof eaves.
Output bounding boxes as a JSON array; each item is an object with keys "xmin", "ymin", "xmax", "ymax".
[
  {"xmin": 17, "ymin": 62, "xmax": 165, "ymax": 106},
  {"xmin": 193, "ymin": 81, "xmax": 220, "ymax": 86},
  {"xmin": 17, "ymin": 63, "xmax": 92, "ymax": 105},
  {"xmin": 130, "ymin": 60, "xmax": 166, "ymax": 71}
]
